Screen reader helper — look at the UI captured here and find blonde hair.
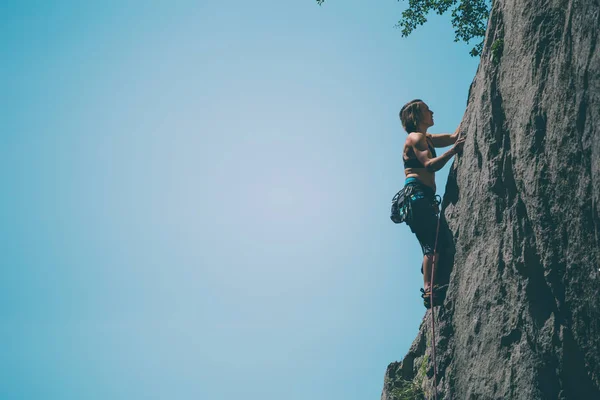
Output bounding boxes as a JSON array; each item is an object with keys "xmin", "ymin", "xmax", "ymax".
[{"xmin": 399, "ymin": 99, "xmax": 423, "ymax": 133}]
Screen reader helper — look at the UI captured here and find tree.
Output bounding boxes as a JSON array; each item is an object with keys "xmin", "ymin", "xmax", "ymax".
[{"xmin": 316, "ymin": 0, "xmax": 492, "ymax": 57}]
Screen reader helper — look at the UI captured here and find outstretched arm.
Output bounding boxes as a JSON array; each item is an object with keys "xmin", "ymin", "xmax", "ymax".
[
  {"xmin": 410, "ymin": 132, "xmax": 465, "ymax": 172},
  {"xmin": 429, "ymin": 126, "xmax": 461, "ymax": 147}
]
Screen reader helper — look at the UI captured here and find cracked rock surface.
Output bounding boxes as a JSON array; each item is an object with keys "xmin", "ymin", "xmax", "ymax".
[{"xmin": 383, "ymin": 0, "xmax": 600, "ymax": 398}]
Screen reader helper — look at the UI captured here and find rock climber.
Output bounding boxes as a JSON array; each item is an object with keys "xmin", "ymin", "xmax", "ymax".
[{"xmin": 399, "ymin": 99, "xmax": 465, "ymax": 308}]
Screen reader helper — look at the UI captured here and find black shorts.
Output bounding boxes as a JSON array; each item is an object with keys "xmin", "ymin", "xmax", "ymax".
[{"xmin": 405, "ymin": 181, "xmax": 441, "ymax": 257}]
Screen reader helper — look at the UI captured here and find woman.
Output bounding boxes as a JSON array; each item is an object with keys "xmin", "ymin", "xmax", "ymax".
[{"xmin": 399, "ymin": 99, "xmax": 465, "ymax": 308}]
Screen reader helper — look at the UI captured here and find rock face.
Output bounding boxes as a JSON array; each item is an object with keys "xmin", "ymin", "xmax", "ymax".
[{"xmin": 383, "ymin": 0, "xmax": 600, "ymax": 398}]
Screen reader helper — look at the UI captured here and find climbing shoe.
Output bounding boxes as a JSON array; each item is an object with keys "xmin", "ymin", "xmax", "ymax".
[{"xmin": 420, "ymin": 284, "xmax": 448, "ymax": 309}]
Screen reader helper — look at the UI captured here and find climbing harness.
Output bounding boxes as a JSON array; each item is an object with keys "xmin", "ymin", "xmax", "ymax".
[{"xmin": 390, "ymin": 184, "xmax": 416, "ymax": 224}]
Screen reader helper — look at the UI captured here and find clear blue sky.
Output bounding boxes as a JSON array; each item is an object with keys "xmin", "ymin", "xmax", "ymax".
[{"xmin": 1, "ymin": 1, "xmax": 479, "ymax": 399}]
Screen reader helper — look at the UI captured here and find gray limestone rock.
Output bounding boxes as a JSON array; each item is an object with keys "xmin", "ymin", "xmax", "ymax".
[{"xmin": 383, "ymin": 0, "xmax": 600, "ymax": 398}]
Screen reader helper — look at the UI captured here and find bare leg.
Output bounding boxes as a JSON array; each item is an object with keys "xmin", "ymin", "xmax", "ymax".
[{"xmin": 423, "ymin": 252, "xmax": 440, "ymax": 291}]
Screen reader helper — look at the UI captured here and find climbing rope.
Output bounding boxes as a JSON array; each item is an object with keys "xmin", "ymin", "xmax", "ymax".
[
  {"xmin": 429, "ymin": 206, "xmax": 442, "ymax": 400},
  {"xmin": 429, "ymin": 130, "xmax": 463, "ymax": 399}
]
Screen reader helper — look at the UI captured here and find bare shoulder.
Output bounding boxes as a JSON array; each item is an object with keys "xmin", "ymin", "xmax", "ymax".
[
  {"xmin": 407, "ymin": 131, "xmax": 426, "ymax": 145},
  {"xmin": 407, "ymin": 132, "xmax": 428, "ymax": 150}
]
